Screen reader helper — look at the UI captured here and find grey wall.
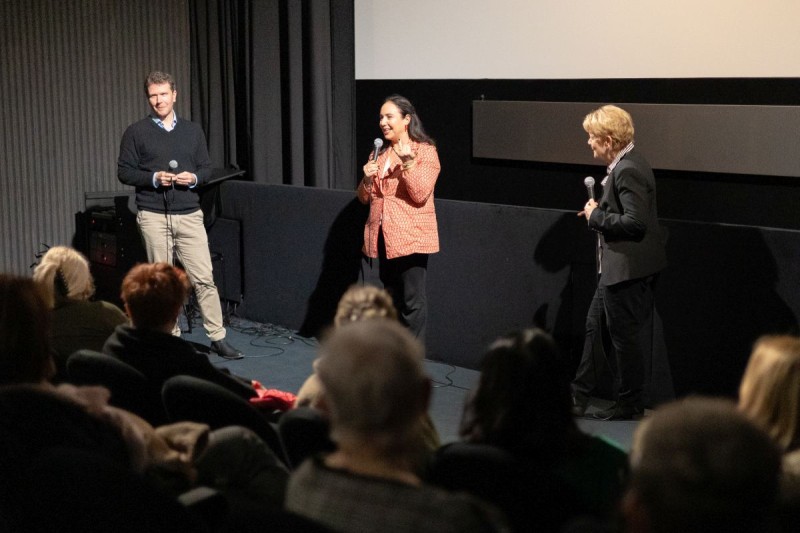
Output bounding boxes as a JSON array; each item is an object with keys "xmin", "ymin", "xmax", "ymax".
[
  {"xmin": 0, "ymin": 0, "xmax": 190, "ymax": 274},
  {"xmin": 216, "ymin": 181, "xmax": 799, "ymax": 398},
  {"xmin": 216, "ymin": 182, "xmax": 591, "ymax": 370}
]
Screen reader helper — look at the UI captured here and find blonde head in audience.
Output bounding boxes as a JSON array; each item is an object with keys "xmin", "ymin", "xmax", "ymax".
[
  {"xmin": 32, "ymin": 246, "xmax": 95, "ymax": 309},
  {"xmin": 333, "ymin": 284, "xmax": 397, "ymax": 327},
  {"xmin": 295, "ymin": 284, "xmax": 398, "ymax": 409},
  {"xmin": 738, "ymin": 335, "xmax": 800, "ymax": 452}
]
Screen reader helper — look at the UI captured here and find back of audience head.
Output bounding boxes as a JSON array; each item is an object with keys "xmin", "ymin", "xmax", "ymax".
[
  {"xmin": 121, "ymin": 263, "xmax": 189, "ymax": 332},
  {"xmin": 625, "ymin": 397, "xmax": 780, "ymax": 533},
  {"xmin": 0, "ymin": 274, "xmax": 54, "ymax": 385},
  {"xmin": 32, "ymin": 246, "xmax": 95, "ymax": 309},
  {"xmin": 333, "ymin": 284, "xmax": 397, "ymax": 327},
  {"xmin": 316, "ymin": 319, "xmax": 429, "ymax": 458},
  {"xmin": 460, "ymin": 327, "xmax": 574, "ymax": 451},
  {"xmin": 294, "ymin": 284, "xmax": 398, "ymax": 409},
  {"xmin": 738, "ymin": 334, "xmax": 800, "ymax": 452}
]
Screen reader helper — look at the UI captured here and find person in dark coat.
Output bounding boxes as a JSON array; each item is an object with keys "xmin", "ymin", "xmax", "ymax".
[
  {"xmin": 571, "ymin": 105, "xmax": 667, "ymax": 420},
  {"xmin": 103, "ymin": 262, "xmax": 254, "ymax": 400}
]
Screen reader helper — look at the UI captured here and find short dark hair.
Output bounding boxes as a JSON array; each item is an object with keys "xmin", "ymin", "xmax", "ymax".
[
  {"xmin": 628, "ymin": 397, "xmax": 780, "ymax": 533},
  {"xmin": 121, "ymin": 263, "xmax": 189, "ymax": 330},
  {"xmin": 144, "ymin": 71, "xmax": 176, "ymax": 94}
]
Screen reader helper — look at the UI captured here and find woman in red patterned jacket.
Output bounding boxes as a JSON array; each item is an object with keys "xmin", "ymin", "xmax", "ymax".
[{"xmin": 358, "ymin": 95, "xmax": 440, "ymax": 340}]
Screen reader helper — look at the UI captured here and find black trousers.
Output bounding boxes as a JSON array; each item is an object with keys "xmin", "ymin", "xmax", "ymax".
[
  {"xmin": 377, "ymin": 230, "xmax": 429, "ymax": 340},
  {"xmin": 572, "ymin": 274, "xmax": 658, "ymax": 407}
]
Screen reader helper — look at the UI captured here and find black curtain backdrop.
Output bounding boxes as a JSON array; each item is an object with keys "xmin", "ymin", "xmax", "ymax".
[{"xmin": 188, "ymin": 0, "xmax": 355, "ymax": 188}]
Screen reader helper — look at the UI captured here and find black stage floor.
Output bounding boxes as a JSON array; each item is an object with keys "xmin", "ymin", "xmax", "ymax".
[{"xmin": 183, "ymin": 315, "xmax": 639, "ymax": 450}]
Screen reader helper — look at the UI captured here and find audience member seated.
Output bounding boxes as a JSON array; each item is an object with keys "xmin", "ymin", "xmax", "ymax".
[
  {"xmin": 289, "ymin": 284, "xmax": 439, "ymax": 472},
  {"xmin": 284, "ymin": 320, "xmax": 509, "ymax": 532},
  {"xmin": 621, "ymin": 397, "xmax": 780, "ymax": 533},
  {"xmin": 25, "ymin": 444, "xmax": 207, "ymax": 532},
  {"xmin": 0, "ymin": 273, "xmax": 289, "ymax": 527},
  {"xmin": 103, "ymin": 262, "xmax": 254, "ymax": 400},
  {"xmin": 430, "ymin": 328, "xmax": 627, "ymax": 532},
  {"xmin": 295, "ymin": 284, "xmax": 400, "ymax": 409},
  {"xmin": 67, "ymin": 348, "xmax": 166, "ymax": 424},
  {"xmin": 32, "ymin": 245, "xmax": 128, "ymax": 382},
  {"xmin": 738, "ymin": 335, "xmax": 800, "ymax": 529}
]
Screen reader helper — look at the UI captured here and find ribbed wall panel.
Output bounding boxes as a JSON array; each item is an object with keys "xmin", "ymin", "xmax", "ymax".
[{"xmin": 0, "ymin": 0, "xmax": 190, "ymax": 274}]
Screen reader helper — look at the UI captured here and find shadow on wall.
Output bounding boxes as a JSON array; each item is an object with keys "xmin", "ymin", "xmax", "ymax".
[
  {"xmin": 659, "ymin": 222, "xmax": 798, "ymax": 397},
  {"xmin": 533, "ymin": 211, "xmax": 595, "ymax": 370},
  {"xmin": 215, "ymin": 182, "xmax": 799, "ymax": 397},
  {"xmin": 532, "ymin": 213, "xmax": 800, "ymax": 403},
  {"xmin": 298, "ymin": 198, "xmax": 369, "ymax": 338}
]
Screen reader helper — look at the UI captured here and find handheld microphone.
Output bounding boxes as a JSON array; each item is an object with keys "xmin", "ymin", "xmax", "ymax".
[
  {"xmin": 583, "ymin": 176, "xmax": 595, "ymax": 200},
  {"xmin": 372, "ymin": 138, "xmax": 383, "ymax": 162},
  {"xmin": 162, "ymin": 160, "xmax": 180, "ymax": 204},
  {"xmin": 166, "ymin": 160, "xmax": 179, "ymax": 186}
]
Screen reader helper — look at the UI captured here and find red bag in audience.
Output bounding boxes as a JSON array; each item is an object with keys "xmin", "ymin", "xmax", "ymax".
[{"xmin": 249, "ymin": 380, "xmax": 296, "ymax": 411}]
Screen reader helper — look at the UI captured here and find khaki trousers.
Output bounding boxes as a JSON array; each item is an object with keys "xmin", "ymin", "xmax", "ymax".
[{"xmin": 137, "ymin": 209, "xmax": 225, "ymax": 341}]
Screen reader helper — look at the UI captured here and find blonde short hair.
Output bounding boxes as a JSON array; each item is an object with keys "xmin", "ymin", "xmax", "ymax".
[
  {"xmin": 333, "ymin": 284, "xmax": 397, "ymax": 327},
  {"xmin": 738, "ymin": 335, "xmax": 800, "ymax": 451},
  {"xmin": 32, "ymin": 246, "xmax": 95, "ymax": 308},
  {"xmin": 582, "ymin": 105, "xmax": 635, "ymax": 150}
]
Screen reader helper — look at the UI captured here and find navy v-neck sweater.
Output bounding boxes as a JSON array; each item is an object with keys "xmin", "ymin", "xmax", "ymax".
[{"xmin": 117, "ymin": 117, "xmax": 213, "ymax": 214}]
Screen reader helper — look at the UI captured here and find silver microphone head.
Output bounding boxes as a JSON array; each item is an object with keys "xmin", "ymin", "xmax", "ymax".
[
  {"xmin": 169, "ymin": 160, "xmax": 178, "ymax": 171},
  {"xmin": 372, "ymin": 138, "xmax": 383, "ymax": 162},
  {"xmin": 584, "ymin": 176, "xmax": 595, "ymax": 187}
]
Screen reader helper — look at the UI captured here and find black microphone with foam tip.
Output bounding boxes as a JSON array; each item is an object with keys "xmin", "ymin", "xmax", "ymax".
[
  {"xmin": 584, "ymin": 176, "xmax": 595, "ymax": 200},
  {"xmin": 372, "ymin": 138, "xmax": 383, "ymax": 162},
  {"xmin": 169, "ymin": 160, "xmax": 178, "ymax": 180}
]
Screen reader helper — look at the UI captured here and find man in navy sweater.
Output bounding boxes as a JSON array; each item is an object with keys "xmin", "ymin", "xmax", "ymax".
[{"xmin": 117, "ymin": 70, "xmax": 243, "ymax": 360}]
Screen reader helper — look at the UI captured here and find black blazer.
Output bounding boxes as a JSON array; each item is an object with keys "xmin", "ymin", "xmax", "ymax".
[{"xmin": 588, "ymin": 149, "xmax": 667, "ymax": 286}]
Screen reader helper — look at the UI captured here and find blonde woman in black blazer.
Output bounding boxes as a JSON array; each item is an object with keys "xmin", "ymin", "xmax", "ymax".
[{"xmin": 571, "ymin": 105, "xmax": 667, "ymax": 421}]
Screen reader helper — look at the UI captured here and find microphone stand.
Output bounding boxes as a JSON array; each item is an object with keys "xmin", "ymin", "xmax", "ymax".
[{"xmin": 162, "ymin": 170, "xmax": 195, "ymax": 334}]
